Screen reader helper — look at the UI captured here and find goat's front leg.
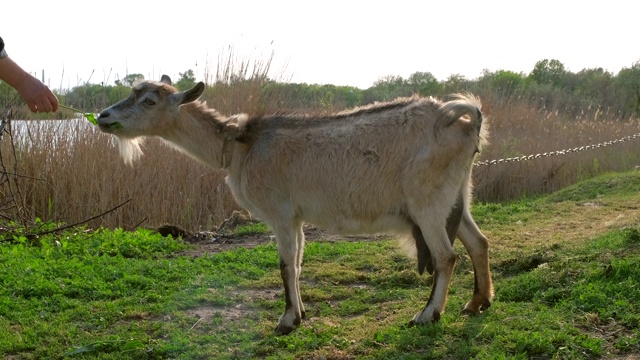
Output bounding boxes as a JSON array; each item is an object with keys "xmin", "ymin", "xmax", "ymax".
[
  {"xmin": 274, "ymin": 221, "xmax": 304, "ymax": 335},
  {"xmin": 296, "ymin": 225, "xmax": 306, "ymax": 320}
]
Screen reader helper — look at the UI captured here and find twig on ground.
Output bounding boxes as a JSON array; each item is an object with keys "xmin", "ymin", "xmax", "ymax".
[{"xmin": 1, "ymin": 198, "xmax": 133, "ymax": 243}]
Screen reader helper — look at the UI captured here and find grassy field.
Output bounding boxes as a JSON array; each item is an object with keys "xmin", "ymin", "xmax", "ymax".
[{"xmin": 1, "ymin": 170, "xmax": 640, "ymax": 359}]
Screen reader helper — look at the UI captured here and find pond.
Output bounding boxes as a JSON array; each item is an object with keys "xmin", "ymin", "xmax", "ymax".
[{"xmin": 1, "ymin": 118, "xmax": 103, "ymax": 149}]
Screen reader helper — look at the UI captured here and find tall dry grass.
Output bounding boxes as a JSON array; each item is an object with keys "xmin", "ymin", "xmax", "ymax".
[
  {"xmin": 2, "ymin": 58, "xmax": 640, "ymax": 231},
  {"xmin": 1, "ymin": 121, "xmax": 234, "ymax": 231},
  {"xmin": 473, "ymin": 93, "xmax": 640, "ymax": 202},
  {"xmin": 1, "ymin": 50, "xmax": 282, "ymax": 232}
]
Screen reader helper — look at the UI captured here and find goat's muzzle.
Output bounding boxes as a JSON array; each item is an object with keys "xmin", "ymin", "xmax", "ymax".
[{"xmin": 96, "ymin": 111, "xmax": 123, "ymax": 132}]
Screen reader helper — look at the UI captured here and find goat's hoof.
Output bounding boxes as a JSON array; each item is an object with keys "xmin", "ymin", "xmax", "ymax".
[
  {"xmin": 406, "ymin": 320, "xmax": 417, "ymax": 328},
  {"xmin": 480, "ymin": 298, "xmax": 492, "ymax": 311},
  {"xmin": 460, "ymin": 307, "xmax": 479, "ymax": 316},
  {"xmin": 461, "ymin": 297, "xmax": 492, "ymax": 315},
  {"xmin": 410, "ymin": 308, "xmax": 441, "ymax": 326},
  {"xmin": 405, "ymin": 318, "xmax": 436, "ymax": 328},
  {"xmin": 274, "ymin": 323, "xmax": 297, "ymax": 336},
  {"xmin": 431, "ymin": 311, "xmax": 441, "ymax": 323},
  {"xmin": 275, "ymin": 312, "xmax": 301, "ymax": 335}
]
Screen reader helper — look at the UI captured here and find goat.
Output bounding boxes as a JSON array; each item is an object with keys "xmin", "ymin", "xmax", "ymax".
[{"xmin": 97, "ymin": 75, "xmax": 493, "ymax": 335}]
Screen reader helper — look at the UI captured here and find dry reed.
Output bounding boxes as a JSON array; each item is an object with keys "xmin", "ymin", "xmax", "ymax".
[{"xmin": 473, "ymin": 94, "xmax": 640, "ymax": 202}]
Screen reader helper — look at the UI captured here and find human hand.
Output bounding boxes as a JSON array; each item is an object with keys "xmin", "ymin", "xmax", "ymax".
[{"xmin": 16, "ymin": 75, "xmax": 59, "ymax": 113}]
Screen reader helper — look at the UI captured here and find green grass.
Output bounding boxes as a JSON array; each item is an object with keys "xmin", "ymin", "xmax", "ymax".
[
  {"xmin": 232, "ymin": 222, "xmax": 270, "ymax": 237},
  {"xmin": 2, "ymin": 171, "xmax": 640, "ymax": 359},
  {"xmin": 546, "ymin": 170, "xmax": 640, "ymax": 203}
]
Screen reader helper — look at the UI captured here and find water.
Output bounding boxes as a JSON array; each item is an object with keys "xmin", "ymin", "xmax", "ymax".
[{"xmin": 2, "ymin": 118, "xmax": 102, "ymax": 148}]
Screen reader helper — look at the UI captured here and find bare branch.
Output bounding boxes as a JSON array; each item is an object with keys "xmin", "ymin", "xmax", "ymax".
[{"xmin": 1, "ymin": 198, "xmax": 133, "ymax": 243}]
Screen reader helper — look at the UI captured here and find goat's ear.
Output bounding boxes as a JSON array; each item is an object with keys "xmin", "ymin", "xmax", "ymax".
[
  {"xmin": 180, "ymin": 82, "xmax": 205, "ymax": 105},
  {"xmin": 160, "ymin": 75, "xmax": 172, "ymax": 85},
  {"xmin": 170, "ymin": 82, "xmax": 205, "ymax": 106}
]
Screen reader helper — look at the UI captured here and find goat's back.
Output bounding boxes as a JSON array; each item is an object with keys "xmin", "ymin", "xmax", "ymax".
[{"xmin": 228, "ymin": 95, "xmax": 484, "ymax": 234}]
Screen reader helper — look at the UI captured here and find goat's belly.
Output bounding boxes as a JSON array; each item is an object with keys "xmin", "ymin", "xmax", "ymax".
[{"xmin": 308, "ymin": 214, "xmax": 412, "ymax": 236}]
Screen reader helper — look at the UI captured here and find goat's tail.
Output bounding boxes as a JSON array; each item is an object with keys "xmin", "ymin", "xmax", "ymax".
[{"xmin": 434, "ymin": 93, "xmax": 486, "ymax": 142}]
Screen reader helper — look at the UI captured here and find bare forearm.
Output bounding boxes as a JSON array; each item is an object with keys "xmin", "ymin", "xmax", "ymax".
[
  {"xmin": 0, "ymin": 56, "xmax": 59, "ymax": 113},
  {"xmin": 0, "ymin": 56, "xmax": 31, "ymax": 90}
]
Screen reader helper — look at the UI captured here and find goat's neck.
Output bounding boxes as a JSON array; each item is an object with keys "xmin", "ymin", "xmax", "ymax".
[{"xmin": 161, "ymin": 107, "xmax": 232, "ymax": 169}]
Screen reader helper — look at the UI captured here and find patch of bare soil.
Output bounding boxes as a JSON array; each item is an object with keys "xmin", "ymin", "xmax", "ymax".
[
  {"xmin": 179, "ymin": 288, "xmax": 282, "ymax": 330},
  {"xmin": 184, "ymin": 305, "xmax": 248, "ymax": 324},
  {"xmin": 179, "ymin": 227, "xmax": 385, "ymax": 257},
  {"xmin": 179, "ymin": 231, "xmax": 273, "ymax": 257},
  {"xmin": 164, "ymin": 211, "xmax": 386, "ymax": 257}
]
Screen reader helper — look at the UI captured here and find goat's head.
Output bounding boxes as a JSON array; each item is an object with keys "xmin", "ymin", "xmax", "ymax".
[{"xmin": 97, "ymin": 75, "xmax": 205, "ymax": 163}]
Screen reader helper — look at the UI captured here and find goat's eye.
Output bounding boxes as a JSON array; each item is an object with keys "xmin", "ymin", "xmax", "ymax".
[{"xmin": 144, "ymin": 99, "xmax": 156, "ymax": 106}]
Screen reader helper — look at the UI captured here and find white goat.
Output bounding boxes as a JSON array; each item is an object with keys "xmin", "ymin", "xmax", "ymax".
[{"xmin": 97, "ymin": 75, "xmax": 493, "ymax": 335}]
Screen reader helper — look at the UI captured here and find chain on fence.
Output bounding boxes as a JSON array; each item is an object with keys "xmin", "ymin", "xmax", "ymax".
[{"xmin": 475, "ymin": 133, "xmax": 640, "ymax": 167}]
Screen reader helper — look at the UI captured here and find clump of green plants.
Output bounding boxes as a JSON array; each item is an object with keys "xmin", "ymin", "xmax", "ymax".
[{"xmin": 233, "ymin": 222, "xmax": 270, "ymax": 236}]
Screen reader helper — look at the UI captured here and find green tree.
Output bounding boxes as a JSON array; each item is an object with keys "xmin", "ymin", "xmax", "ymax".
[
  {"xmin": 615, "ymin": 61, "xmax": 640, "ymax": 118},
  {"xmin": 491, "ymin": 70, "xmax": 524, "ymax": 95},
  {"xmin": 175, "ymin": 70, "xmax": 196, "ymax": 91},
  {"xmin": 569, "ymin": 67, "xmax": 614, "ymax": 106},
  {"xmin": 528, "ymin": 59, "xmax": 567, "ymax": 87},
  {"xmin": 407, "ymin": 71, "xmax": 441, "ymax": 96},
  {"xmin": 477, "ymin": 69, "xmax": 525, "ymax": 98},
  {"xmin": 64, "ymin": 84, "xmax": 110, "ymax": 112},
  {"xmin": 115, "ymin": 73, "xmax": 144, "ymax": 87},
  {"xmin": 443, "ymin": 74, "xmax": 469, "ymax": 93},
  {"xmin": 364, "ymin": 75, "xmax": 410, "ymax": 102}
]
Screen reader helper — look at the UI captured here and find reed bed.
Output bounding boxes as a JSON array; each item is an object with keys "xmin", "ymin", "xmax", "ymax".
[
  {"xmin": 2, "ymin": 74, "xmax": 640, "ymax": 231},
  {"xmin": 474, "ymin": 95, "xmax": 640, "ymax": 202},
  {"xmin": 1, "ymin": 120, "xmax": 234, "ymax": 231}
]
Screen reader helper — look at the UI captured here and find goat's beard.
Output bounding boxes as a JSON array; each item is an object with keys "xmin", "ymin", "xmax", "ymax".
[{"xmin": 115, "ymin": 137, "xmax": 144, "ymax": 165}]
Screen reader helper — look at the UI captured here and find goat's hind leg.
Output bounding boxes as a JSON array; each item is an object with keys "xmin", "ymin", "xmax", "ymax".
[
  {"xmin": 457, "ymin": 209, "xmax": 493, "ymax": 315},
  {"xmin": 410, "ymin": 216, "xmax": 457, "ymax": 325},
  {"xmin": 415, "ymin": 192, "xmax": 464, "ymax": 275},
  {"xmin": 274, "ymin": 221, "xmax": 305, "ymax": 335}
]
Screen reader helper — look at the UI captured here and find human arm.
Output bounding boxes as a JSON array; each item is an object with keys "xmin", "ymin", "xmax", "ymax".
[{"xmin": 0, "ymin": 38, "xmax": 59, "ymax": 113}]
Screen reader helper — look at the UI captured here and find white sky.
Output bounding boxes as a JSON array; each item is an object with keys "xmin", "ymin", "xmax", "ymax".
[{"xmin": 2, "ymin": 0, "xmax": 638, "ymax": 90}]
